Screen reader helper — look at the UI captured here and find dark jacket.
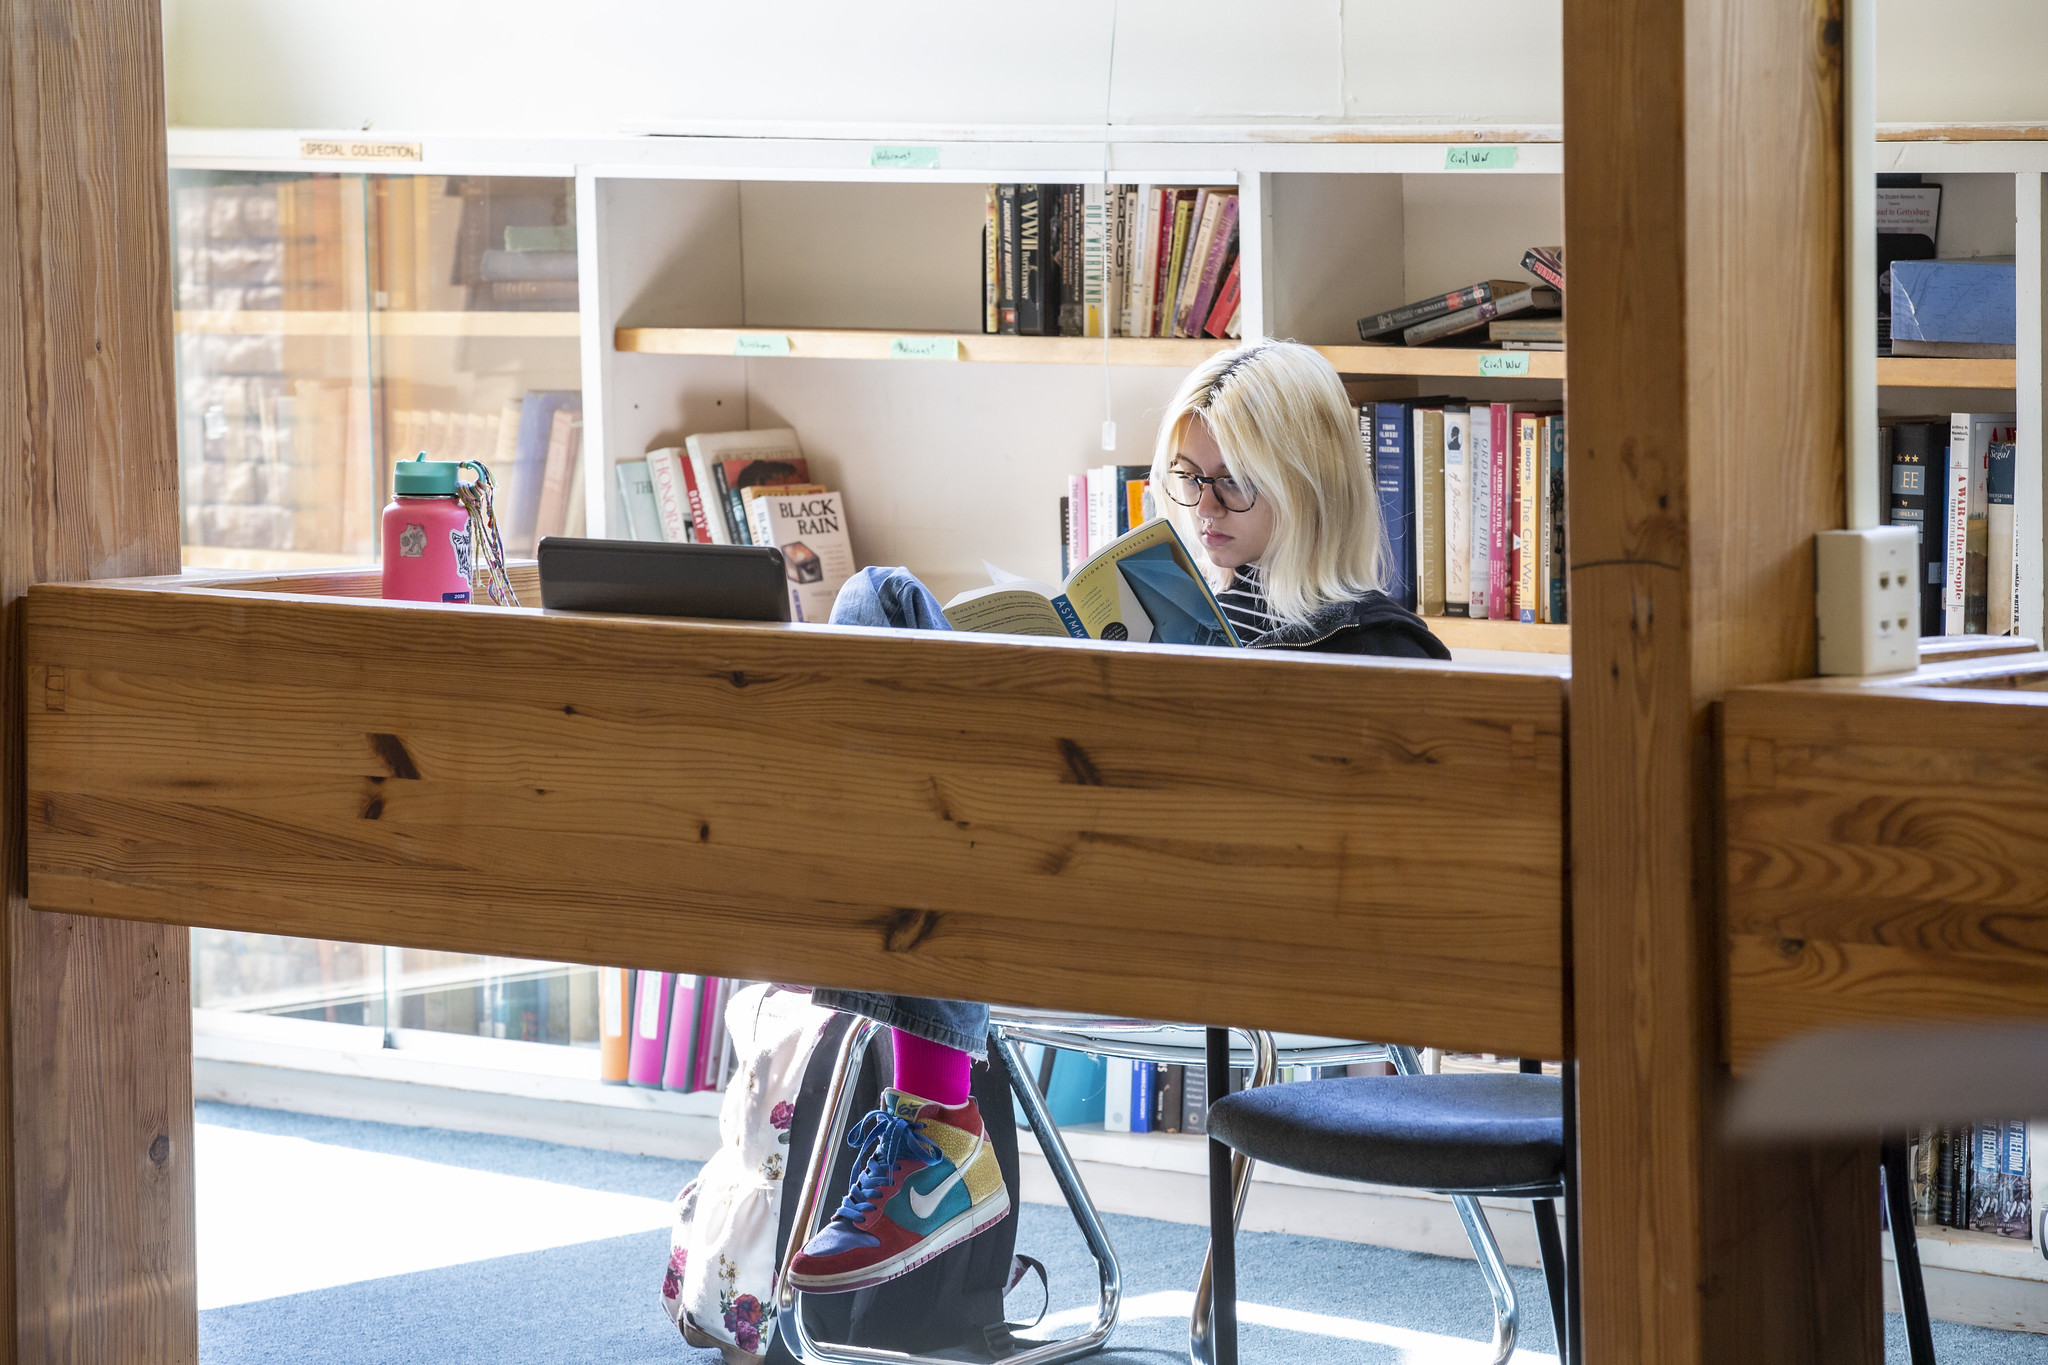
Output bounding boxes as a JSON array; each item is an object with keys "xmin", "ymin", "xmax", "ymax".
[{"xmin": 1246, "ymin": 589, "xmax": 1451, "ymax": 660}]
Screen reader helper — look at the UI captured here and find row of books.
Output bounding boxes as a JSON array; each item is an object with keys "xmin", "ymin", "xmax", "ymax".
[
  {"xmin": 1368, "ymin": 401, "xmax": 1568, "ymax": 623},
  {"xmin": 1354, "ymin": 250, "xmax": 1565, "ymax": 349},
  {"xmin": 613, "ymin": 427, "xmax": 857, "ymax": 621},
  {"xmin": 1884, "ymin": 412, "xmax": 2021, "ymax": 636},
  {"xmin": 1102, "ymin": 1060, "xmax": 1371, "ymax": 1135},
  {"xmin": 982, "ymin": 185, "xmax": 1242, "ymax": 340},
  {"xmin": 596, "ymin": 968, "xmax": 742, "ymax": 1093},
  {"xmin": 1909, "ymin": 1122, "xmax": 2035, "ymax": 1242},
  {"xmin": 1060, "ymin": 464, "xmax": 1158, "ymax": 579}
]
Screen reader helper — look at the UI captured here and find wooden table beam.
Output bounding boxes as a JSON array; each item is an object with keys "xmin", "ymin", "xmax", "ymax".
[
  {"xmin": 1564, "ymin": 0, "xmax": 1884, "ymax": 1357},
  {"xmin": 0, "ymin": 0, "xmax": 194, "ymax": 1360}
]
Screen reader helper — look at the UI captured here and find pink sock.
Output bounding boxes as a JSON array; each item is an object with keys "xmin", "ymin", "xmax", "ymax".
[{"xmin": 891, "ymin": 1029, "xmax": 972, "ymax": 1106}]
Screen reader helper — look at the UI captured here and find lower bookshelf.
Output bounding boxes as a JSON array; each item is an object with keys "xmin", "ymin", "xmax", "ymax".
[{"xmin": 1432, "ymin": 618, "xmax": 1570, "ymax": 654}]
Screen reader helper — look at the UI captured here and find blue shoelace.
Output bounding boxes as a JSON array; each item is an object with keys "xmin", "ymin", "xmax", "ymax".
[{"xmin": 834, "ymin": 1108, "xmax": 945, "ymax": 1223}]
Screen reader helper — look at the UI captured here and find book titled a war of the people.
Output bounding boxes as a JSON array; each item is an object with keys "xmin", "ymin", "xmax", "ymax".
[{"xmin": 941, "ymin": 518, "xmax": 1239, "ymax": 647}]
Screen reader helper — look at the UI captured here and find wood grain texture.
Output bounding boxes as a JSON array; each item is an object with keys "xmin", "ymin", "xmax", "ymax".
[
  {"xmin": 0, "ymin": 0, "xmax": 196, "ymax": 1359},
  {"xmin": 1564, "ymin": 0, "xmax": 1879, "ymax": 1357},
  {"xmin": 24, "ymin": 581, "xmax": 1569, "ymax": 1058},
  {"xmin": 1875, "ymin": 356, "xmax": 2016, "ymax": 390},
  {"xmin": 1726, "ymin": 683, "xmax": 2048, "ymax": 1071}
]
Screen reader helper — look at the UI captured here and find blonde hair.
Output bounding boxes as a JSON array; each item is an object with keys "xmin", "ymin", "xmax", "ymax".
[{"xmin": 1151, "ymin": 340, "xmax": 1387, "ymax": 626}]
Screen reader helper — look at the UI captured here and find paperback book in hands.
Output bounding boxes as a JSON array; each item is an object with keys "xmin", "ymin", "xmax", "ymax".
[{"xmin": 941, "ymin": 518, "xmax": 1239, "ymax": 647}]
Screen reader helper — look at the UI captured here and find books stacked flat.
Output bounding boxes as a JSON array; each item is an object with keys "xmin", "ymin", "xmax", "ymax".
[
  {"xmin": 1356, "ymin": 248, "xmax": 1564, "ymax": 348},
  {"xmin": 1365, "ymin": 400, "xmax": 1567, "ymax": 625},
  {"xmin": 984, "ymin": 185, "xmax": 1241, "ymax": 340},
  {"xmin": 1884, "ymin": 411, "xmax": 2019, "ymax": 636}
]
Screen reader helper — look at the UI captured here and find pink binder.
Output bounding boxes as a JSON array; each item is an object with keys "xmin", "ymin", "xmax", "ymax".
[
  {"xmin": 662, "ymin": 975, "xmax": 700, "ymax": 1092},
  {"xmin": 627, "ymin": 970, "xmax": 673, "ymax": 1089}
]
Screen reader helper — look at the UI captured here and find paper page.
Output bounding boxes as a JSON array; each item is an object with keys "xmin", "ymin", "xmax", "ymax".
[{"xmin": 941, "ymin": 586, "xmax": 1073, "ymax": 637}]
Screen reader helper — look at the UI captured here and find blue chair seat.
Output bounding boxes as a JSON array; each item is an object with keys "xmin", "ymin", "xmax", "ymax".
[{"xmin": 1207, "ymin": 1074, "xmax": 1564, "ymax": 1193}]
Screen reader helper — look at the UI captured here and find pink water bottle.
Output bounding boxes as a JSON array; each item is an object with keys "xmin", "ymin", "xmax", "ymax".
[{"xmin": 382, "ymin": 455, "xmax": 473, "ymax": 602}]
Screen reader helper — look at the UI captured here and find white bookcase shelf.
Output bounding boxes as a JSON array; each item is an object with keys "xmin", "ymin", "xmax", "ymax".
[{"xmin": 614, "ymin": 327, "xmax": 1229, "ymax": 367}]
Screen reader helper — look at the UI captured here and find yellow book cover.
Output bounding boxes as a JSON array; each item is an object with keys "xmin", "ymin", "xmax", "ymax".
[
  {"xmin": 943, "ymin": 517, "xmax": 1236, "ymax": 646},
  {"xmin": 1516, "ymin": 414, "xmax": 1541, "ymax": 623}
]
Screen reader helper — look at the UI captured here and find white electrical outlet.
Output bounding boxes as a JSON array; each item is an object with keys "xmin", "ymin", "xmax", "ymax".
[{"xmin": 1815, "ymin": 527, "xmax": 1919, "ymax": 676}]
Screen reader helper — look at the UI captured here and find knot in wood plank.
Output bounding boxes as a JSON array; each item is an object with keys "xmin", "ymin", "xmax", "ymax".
[{"xmin": 881, "ymin": 908, "xmax": 941, "ymax": 953}]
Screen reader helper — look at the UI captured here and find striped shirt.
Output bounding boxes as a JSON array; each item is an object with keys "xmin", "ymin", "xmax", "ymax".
[{"xmin": 1214, "ymin": 565, "xmax": 1284, "ymax": 645}]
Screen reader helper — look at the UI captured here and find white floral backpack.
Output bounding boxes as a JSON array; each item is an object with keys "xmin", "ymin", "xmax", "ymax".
[{"xmin": 661, "ymin": 983, "xmax": 835, "ymax": 1363}]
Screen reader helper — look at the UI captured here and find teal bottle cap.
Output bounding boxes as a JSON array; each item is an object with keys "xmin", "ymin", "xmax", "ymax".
[{"xmin": 393, "ymin": 452, "xmax": 461, "ymax": 496}]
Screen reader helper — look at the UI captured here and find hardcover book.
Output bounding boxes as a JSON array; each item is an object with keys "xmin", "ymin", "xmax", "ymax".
[
  {"xmin": 1443, "ymin": 404, "xmax": 1472, "ymax": 616},
  {"xmin": 1467, "ymin": 404, "xmax": 1493, "ymax": 618},
  {"xmin": 1516, "ymin": 413, "xmax": 1542, "ymax": 622},
  {"xmin": 1403, "ymin": 287, "xmax": 1560, "ymax": 347},
  {"xmin": 1358, "ymin": 279, "xmax": 1528, "ymax": 341},
  {"xmin": 642, "ymin": 449, "xmax": 693, "ymax": 543},
  {"xmin": 1988, "ymin": 437, "xmax": 2018, "ymax": 636},
  {"xmin": 1889, "ymin": 421, "xmax": 1942, "ymax": 633},
  {"xmin": 683, "ymin": 427, "xmax": 808, "ymax": 545},
  {"xmin": 615, "ymin": 459, "xmax": 663, "ymax": 541},
  {"xmin": 1373, "ymin": 402, "xmax": 1416, "ymax": 610},
  {"xmin": 1415, "ymin": 407, "xmax": 1447, "ymax": 616}
]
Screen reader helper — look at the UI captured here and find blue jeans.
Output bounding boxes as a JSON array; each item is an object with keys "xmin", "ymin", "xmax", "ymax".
[{"xmin": 809, "ymin": 568, "xmax": 991, "ymax": 1060}]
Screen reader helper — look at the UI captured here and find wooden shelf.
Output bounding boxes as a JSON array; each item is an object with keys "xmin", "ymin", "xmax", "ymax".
[
  {"xmin": 614, "ymin": 327, "xmax": 1229, "ymax": 366},
  {"xmin": 1431, "ymin": 618, "xmax": 1571, "ymax": 654},
  {"xmin": 174, "ymin": 310, "xmax": 580, "ymax": 339},
  {"xmin": 1876, "ymin": 355, "xmax": 2017, "ymax": 389},
  {"xmin": 1316, "ymin": 344, "xmax": 1566, "ymax": 381},
  {"xmin": 614, "ymin": 327, "xmax": 1570, "ymax": 380}
]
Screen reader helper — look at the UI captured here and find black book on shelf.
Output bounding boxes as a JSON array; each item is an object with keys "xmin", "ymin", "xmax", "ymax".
[
  {"xmin": 1157, "ymin": 1064, "xmax": 1184, "ymax": 1133},
  {"xmin": 1014, "ymin": 184, "xmax": 1052, "ymax": 336},
  {"xmin": 997, "ymin": 184, "xmax": 1021, "ymax": 335},
  {"xmin": 1889, "ymin": 421, "xmax": 1944, "ymax": 636},
  {"xmin": 1181, "ymin": 1063, "xmax": 1209, "ymax": 1135}
]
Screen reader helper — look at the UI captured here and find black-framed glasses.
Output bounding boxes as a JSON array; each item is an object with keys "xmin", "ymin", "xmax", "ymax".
[{"xmin": 1163, "ymin": 466, "xmax": 1258, "ymax": 513}]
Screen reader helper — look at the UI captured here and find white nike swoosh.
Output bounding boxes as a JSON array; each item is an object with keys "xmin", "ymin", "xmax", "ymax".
[{"xmin": 905, "ymin": 1134, "xmax": 982, "ymax": 1221}]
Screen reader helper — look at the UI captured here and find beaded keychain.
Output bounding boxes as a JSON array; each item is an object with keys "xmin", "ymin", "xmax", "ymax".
[{"xmin": 455, "ymin": 460, "xmax": 520, "ymax": 607}]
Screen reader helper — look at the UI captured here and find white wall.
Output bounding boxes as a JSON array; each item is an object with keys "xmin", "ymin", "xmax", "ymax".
[
  {"xmin": 161, "ymin": 0, "xmax": 2047, "ymax": 135},
  {"xmin": 161, "ymin": 0, "xmax": 1563, "ymax": 134}
]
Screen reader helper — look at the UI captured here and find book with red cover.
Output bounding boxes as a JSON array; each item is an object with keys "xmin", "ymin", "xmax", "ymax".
[
  {"xmin": 1203, "ymin": 258, "xmax": 1242, "ymax": 339},
  {"xmin": 1487, "ymin": 404, "xmax": 1514, "ymax": 620},
  {"xmin": 1184, "ymin": 195, "xmax": 1240, "ymax": 341},
  {"xmin": 677, "ymin": 456, "xmax": 712, "ymax": 543}
]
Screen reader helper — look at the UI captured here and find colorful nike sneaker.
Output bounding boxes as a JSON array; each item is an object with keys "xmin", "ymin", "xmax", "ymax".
[{"xmin": 784, "ymin": 1089, "xmax": 1010, "ymax": 1294}]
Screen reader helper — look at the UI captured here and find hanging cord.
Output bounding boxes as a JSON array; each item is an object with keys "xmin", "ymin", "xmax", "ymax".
[
  {"xmin": 455, "ymin": 459, "xmax": 520, "ymax": 606},
  {"xmin": 1099, "ymin": 0, "xmax": 1121, "ymax": 452}
]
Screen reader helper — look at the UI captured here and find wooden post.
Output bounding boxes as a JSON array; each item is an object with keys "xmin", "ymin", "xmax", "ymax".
[
  {"xmin": 1564, "ymin": 0, "xmax": 1884, "ymax": 1359},
  {"xmin": 0, "ymin": 0, "xmax": 196, "ymax": 1361}
]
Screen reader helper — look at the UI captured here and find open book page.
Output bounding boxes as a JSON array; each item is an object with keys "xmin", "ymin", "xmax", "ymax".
[
  {"xmin": 1063, "ymin": 519, "xmax": 1240, "ymax": 646},
  {"xmin": 942, "ymin": 520, "xmax": 1238, "ymax": 645},
  {"xmin": 940, "ymin": 585, "xmax": 1074, "ymax": 636}
]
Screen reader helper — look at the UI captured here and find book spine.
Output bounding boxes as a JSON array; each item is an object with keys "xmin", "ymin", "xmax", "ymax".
[
  {"xmin": 1186, "ymin": 195, "xmax": 1238, "ymax": 340},
  {"xmin": 1416, "ymin": 408, "xmax": 1445, "ymax": 616},
  {"xmin": 720, "ymin": 467, "xmax": 752, "ymax": 545},
  {"xmin": 1404, "ymin": 297, "xmax": 1505, "ymax": 346},
  {"xmin": 1018, "ymin": 184, "xmax": 1047, "ymax": 335},
  {"xmin": 1548, "ymin": 414, "xmax": 1568, "ymax": 623},
  {"xmin": 1944, "ymin": 416, "xmax": 1970, "ymax": 634},
  {"xmin": 1104, "ymin": 1057, "xmax": 1133, "ymax": 1132},
  {"xmin": 1148, "ymin": 189, "xmax": 1178, "ymax": 337},
  {"xmin": 1158, "ymin": 1064, "xmax": 1184, "ymax": 1133},
  {"xmin": 1517, "ymin": 415, "xmax": 1541, "ymax": 623},
  {"xmin": 1487, "ymin": 406, "xmax": 1513, "ymax": 620},
  {"xmin": 1204, "ymin": 257, "xmax": 1242, "ymax": 340},
  {"xmin": 1083, "ymin": 183, "xmax": 1107, "ymax": 338},
  {"xmin": 1964, "ymin": 415, "xmax": 1993, "ymax": 634},
  {"xmin": 1443, "ymin": 406, "xmax": 1471, "ymax": 616},
  {"xmin": 1989, "ymin": 437, "xmax": 2018, "ymax": 636},
  {"xmin": 1173, "ymin": 192, "xmax": 1222, "ymax": 337},
  {"xmin": 1521, "ymin": 247, "xmax": 1566, "ymax": 293},
  {"xmin": 1130, "ymin": 1063, "xmax": 1155, "ymax": 1133},
  {"xmin": 682, "ymin": 448, "xmax": 724, "ymax": 545},
  {"xmin": 1468, "ymin": 406, "xmax": 1493, "ymax": 618},
  {"xmin": 645, "ymin": 451, "xmax": 691, "ymax": 543},
  {"xmin": 1162, "ymin": 194, "xmax": 1195, "ymax": 336},
  {"xmin": 1059, "ymin": 494, "xmax": 1072, "ymax": 580},
  {"xmin": 662, "ymin": 975, "xmax": 699, "ymax": 1092},
  {"xmin": 1121, "ymin": 188, "xmax": 1151, "ymax": 339},
  {"xmin": 1358, "ymin": 282, "xmax": 1495, "ymax": 340},
  {"xmin": 1374, "ymin": 404, "xmax": 1414, "ymax": 610},
  {"xmin": 1056, "ymin": 185, "xmax": 1082, "ymax": 337},
  {"xmin": 1181, "ymin": 1062, "xmax": 1208, "ymax": 1135},
  {"xmin": 1068, "ymin": 472, "xmax": 1089, "ymax": 563},
  {"xmin": 599, "ymin": 967, "xmax": 631, "ymax": 1085},
  {"xmin": 984, "ymin": 185, "xmax": 1000, "ymax": 334},
  {"xmin": 997, "ymin": 184, "xmax": 1020, "ymax": 335},
  {"xmin": 627, "ymin": 970, "xmax": 671, "ymax": 1088},
  {"xmin": 1051, "ymin": 593, "xmax": 1089, "ymax": 639}
]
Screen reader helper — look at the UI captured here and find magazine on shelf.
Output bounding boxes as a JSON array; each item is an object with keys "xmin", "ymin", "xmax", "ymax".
[{"xmin": 941, "ymin": 518, "xmax": 1238, "ymax": 646}]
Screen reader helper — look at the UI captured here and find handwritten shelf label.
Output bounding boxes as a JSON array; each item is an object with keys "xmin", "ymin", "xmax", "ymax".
[
  {"xmin": 732, "ymin": 333, "xmax": 791, "ymax": 356},
  {"xmin": 1478, "ymin": 352, "xmax": 1532, "ymax": 377},
  {"xmin": 1444, "ymin": 145, "xmax": 1517, "ymax": 171},
  {"xmin": 889, "ymin": 336, "xmax": 960, "ymax": 360},
  {"xmin": 300, "ymin": 138, "xmax": 422, "ymax": 162},
  {"xmin": 871, "ymin": 145, "xmax": 940, "ymax": 170}
]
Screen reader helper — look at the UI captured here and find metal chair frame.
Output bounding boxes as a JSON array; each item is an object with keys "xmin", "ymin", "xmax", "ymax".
[{"xmin": 774, "ymin": 1013, "xmax": 1538, "ymax": 1365}]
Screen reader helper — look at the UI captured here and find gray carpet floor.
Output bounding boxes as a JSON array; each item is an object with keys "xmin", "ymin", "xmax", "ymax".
[{"xmin": 196, "ymin": 1103, "xmax": 2046, "ymax": 1364}]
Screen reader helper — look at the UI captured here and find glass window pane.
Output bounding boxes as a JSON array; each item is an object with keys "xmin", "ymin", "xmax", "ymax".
[{"xmin": 192, "ymin": 931, "xmax": 385, "ymax": 1026}]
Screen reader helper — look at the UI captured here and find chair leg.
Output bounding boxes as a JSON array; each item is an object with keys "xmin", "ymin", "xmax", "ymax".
[
  {"xmin": 1881, "ymin": 1136, "xmax": 1938, "ymax": 1365},
  {"xmin": 1451, "ymin": 1194, "xmax": 1519, "ymax": 1365},
  {"xmin": 1532, "ymin": 1198, "xmax": 1567, "ymax": 1359}
]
